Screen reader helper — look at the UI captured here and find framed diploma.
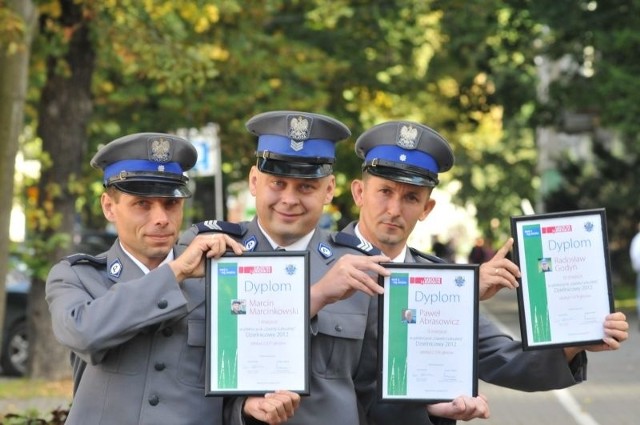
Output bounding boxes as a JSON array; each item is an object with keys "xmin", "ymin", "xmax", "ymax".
[
  {"xmin": 378, "ymin": 263, "xmax": 479, "ymax": 403},
  {"xmin": 511, "ymin": 208, "xmax": 614, "ymax": 350},
  {"xmin": 205, "ymin": 251, "xmax": 310, "ymax": 396}
]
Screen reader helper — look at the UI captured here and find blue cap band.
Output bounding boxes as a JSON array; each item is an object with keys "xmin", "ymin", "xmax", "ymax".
[
  {"xmin": 104, "ymin": 159, "xmax": 183, "ymax": 184},
  {"xmin": 364, "ymin": 145, "xmax": 439, "ymax": 173},
  {"xmin": 257, "ymin": 135, "xmax": 336, "ymax": 159}
]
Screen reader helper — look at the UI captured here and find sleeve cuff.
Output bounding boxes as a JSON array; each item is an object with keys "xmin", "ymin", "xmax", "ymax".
[{"xmin": 568, "ymin": 350, "xmax": 588, "ymax": 382}]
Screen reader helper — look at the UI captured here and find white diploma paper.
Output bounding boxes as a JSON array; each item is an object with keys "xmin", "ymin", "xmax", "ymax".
[
  {"xmin": 206, "ymin": 252, "xmax": 309, "ymax": 395},
  {"xmin": 379, "ymin": 264, "xmax": 478, "ymax": 402},
  {"xmin": 511, "ymin": 209, "xmax": 613, "ymax": 349}
]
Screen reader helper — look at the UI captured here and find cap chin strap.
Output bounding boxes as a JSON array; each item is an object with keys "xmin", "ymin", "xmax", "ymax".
[
  {"xmin": 110, "ymin": 181, "xmax": 192, "ymax": 198},
  {"xmin": 105, "ymin": 170, "xmax": 189, "ymax": 187},
  {"xmin": 256, "ymin": 157, "xmax": 333, "ymax": 179},
  {"xmin": 258, "ymin": 150, "xmax": 335, "ymax": 165}
]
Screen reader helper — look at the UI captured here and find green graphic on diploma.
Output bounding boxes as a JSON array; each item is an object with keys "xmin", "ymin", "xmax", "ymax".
[
  {"xmin": 217, "ymin": 263, "xmax": 239, "ymax": 388},
  {"xmin": 387, "ymin": 273, "xmax": 409, "ymax": 395},
  {"xmin": 522, "ymin": 225, "xmax": 552, "ymax": 342}
]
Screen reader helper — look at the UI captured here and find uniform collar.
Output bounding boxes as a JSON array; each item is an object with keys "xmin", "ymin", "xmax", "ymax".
[
  {"xmin": 119, "ymin": 241, "xmax": 174, "ymax": 274},
  {"xmin": 353, "ymin": 222, "xmax": 407, "ymax": 262}
]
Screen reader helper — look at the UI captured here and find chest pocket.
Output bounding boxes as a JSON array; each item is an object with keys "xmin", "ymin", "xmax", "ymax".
[
  {"xmin": 177, "ymin": 319, "xmax": 206, "ymax": 388},
  {"xmin": 312, "ymin": 311, "xmax": 368, "ymax": 378},
  {"xmin": 317, "ymin": 311, "xmax": 367, "ymax": 339}
]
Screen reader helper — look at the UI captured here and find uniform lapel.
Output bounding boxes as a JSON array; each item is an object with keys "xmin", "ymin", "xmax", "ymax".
[
  {"xmin": 243, "ymin": 218, "xmax": 275, "ymax": 252},
  {"xmin": 105, "ymin": 242, "xmax": 145, "ymax": 284}
]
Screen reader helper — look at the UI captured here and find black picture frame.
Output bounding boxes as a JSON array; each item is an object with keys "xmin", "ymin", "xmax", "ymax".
[
  {"xmin": 510, "ymin": 208, "xmax": 614, "ymax": 350},
  {"xmin": 377, "ymin": 263, "xmax": 479, "ymax": 403}
]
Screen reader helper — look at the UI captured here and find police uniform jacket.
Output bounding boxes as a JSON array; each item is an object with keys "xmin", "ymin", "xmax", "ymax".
[
  {"xmin": 45, "ymin": 241, "xmax": 222, "ymax": 425},
  {"xmin": 178, "ymin": 218, "xmax": 380, "ymax": 425},
  {"xmin": 341, "ymin": 221, "xmax": 588, "ymax": 425}
]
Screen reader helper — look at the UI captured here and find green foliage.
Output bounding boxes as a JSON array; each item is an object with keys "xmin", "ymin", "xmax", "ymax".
[
  {"xmin": 0, "ymin": 377, "xmax": 71, "ymax": 424},
  {"xmin": 0, "ymin": 3, "xmax": 28, "ymax": 54},
  {"xmin": 545, "ymin": 135, "xmax": 640, "ymax": 284},
  {"xmin": 87, "ymin": 0, "xmax": 467, "ymax": 203},
  {"xmin": 423, "ymin": 0, "xmax": 543, "ymax": 240},
  {"xmin": 6, "ymin": 0, "xmax": 640, "ymax": 278},
  {"xmin": 15, "ymin": 0, "xmax": 553, "ymax": 243},
  {"xmin": 524, "ymin": 0, "xmax": 640, "ymax": 134},
  {"xmin": 2, "ymin": 407, "xmax": 68, "ymax": 425},
  {"xmin": 519, "ymin": 0, "xmax": 640, "ymax": 283}
]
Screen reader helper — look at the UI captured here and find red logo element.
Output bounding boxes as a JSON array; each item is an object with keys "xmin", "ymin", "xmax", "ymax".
[
  {"xmin": 239, "ymin": 265, "xmax": 273, "ymax": 274},
  {"xmin": 410, "ymin": 276, "xmax": 442, "ymax": 285},
  {"xmin": 542, "ymin": 225, "xmax": 572, "ymax": 234}
]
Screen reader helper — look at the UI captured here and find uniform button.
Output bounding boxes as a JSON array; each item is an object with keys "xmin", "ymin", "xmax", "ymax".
[
  {"xmin": 162, "ymin": 327, "xmax": 173, "ymax": 337},
  {"xmin": 154, "ymin": 362, "xmax": 166, "ymax": 371},
  {"xmin": 157, "ymin": 299, "xmax": 168, "ymax": 309},
  {"xmin": 335, "ymin": 324, "xmax": 343, "ymax": 332},
  {"xmin": 148, "ymin": 394, "xmax": 159, "ymax": 406}
]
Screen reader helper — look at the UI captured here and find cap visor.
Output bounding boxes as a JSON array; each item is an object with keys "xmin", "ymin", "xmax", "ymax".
[
  {"xmin": 112, "ymin": 181, "xmax": 192, "ymax": 198},
  {"xmin": 257, "ymin": 158, "xmax": 333, "ymax": 179},
  {"xmin": 366, "ymin": 167, "xmax": 438, "ymax": 187}
]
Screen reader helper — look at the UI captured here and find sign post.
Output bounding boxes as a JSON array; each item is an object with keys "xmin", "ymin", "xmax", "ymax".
[{"xmin": 177, "ymin": 123, "xmax": 224, "ymax": 220}]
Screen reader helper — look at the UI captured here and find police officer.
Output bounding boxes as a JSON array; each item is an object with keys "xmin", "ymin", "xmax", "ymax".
[
  {"xmin": 45, "ymin": 132, "xmax": 300, "ymax": 425},
  {"xmin": 345, "ymin": 120, "xmax": 629, "ymax": 423},
  {"xmin": 179, "ymin": 111, "xmax": 391, "ymax": 425}
]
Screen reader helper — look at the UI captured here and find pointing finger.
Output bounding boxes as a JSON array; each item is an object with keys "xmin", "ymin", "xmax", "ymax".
[{"xmin": 491, "ymin": 238, "xmax": 514, "ymax": 261}]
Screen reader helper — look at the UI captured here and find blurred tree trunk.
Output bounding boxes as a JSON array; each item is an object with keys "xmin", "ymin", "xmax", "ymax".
[
  {"xmin": 30, "ymin": 0, "xmax": 96, "ymax": 379},
  {"xmin": 0, "ymin": 0, "xmax": 37, "ymax": 355}
]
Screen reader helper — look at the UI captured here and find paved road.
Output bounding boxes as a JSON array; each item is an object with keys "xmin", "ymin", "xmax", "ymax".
[{"xmin": 469, "ymin": 289, "xmax": 639, "ymax": 425}]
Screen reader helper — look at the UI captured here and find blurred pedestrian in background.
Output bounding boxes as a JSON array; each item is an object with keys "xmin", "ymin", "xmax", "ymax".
[
  {"xmin": 468, "ymin": 236, "xmax": 494, "ymax": 264},
  {"xmin": 629, "ymin": 221, "xmax": 640, "ymax": 329}
]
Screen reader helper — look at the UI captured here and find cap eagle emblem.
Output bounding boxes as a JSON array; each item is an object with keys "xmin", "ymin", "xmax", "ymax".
[
  {"xmin": 289, "ymin": 116, "xmax": 310, "ymax": 141},
  {"xmin": 397, "ymin": 125, "xmax": 418, "ymax": 149},
  {"xmin": 150, "ymin": 138, "xmax": 171, "ymax": 162}
]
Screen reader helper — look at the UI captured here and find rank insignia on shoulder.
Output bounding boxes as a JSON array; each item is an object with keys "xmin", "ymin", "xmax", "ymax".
[
  {"xmin": 193, "ymin": 220, "xmax": 244, "ymax": 237},
  {"xmin": 64, "ymin": 253, "xmax": 108, "ymax": 266},
  {"xmin": 332, "ymin": 232, "xmax": 381, "ymax": 256},
  {"xmin": 318, "ymin": 242, "xmax": 333, "ymax": 259},
  {"xmin": 243, "ymin": 235, "xmax": 258, "ymax": 251},
  {"xmin": 109, "ymin": 258, "xmax": 123, "ymax": 278}
]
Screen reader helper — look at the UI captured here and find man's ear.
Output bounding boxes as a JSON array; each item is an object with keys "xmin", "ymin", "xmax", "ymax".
[
  {"xmin": 248, "ymin": 166, "xmax": 259, "ymax": 196},
  {"xmin": 101, "ymin": 192, "xmax": 116, "ymax": 222},
  {"xmin": 419, "ymin": 198, "xmax": 437, "ymax": 221},
  {"xmin": 323, "ymin": 175, "xmax": 336, "ymax": 205},
  {"xmin": 351, "ymin": 179, "xmax": 365, "ymax": 208}
]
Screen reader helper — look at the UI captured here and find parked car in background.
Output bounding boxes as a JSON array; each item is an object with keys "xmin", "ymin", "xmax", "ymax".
[
  {"xmin": 1, "ymin": 256, "xmax": 30, "ymax": 376},
  {"xmin": 1, "ymin": 230, "xmax": 117, "ymax": 376}
]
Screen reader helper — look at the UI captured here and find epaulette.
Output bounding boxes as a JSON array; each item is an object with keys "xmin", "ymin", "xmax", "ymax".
[
  {"xmin": 331, "ymin": 232, "xmax": 381, "ymax": 256},
  {"xmin": 409, "ymin": 247, "xmax": 447, "ymax": 264},
  {"xmin": 64, "ymin": 253, "xmax": 108, "ymax": 266},
  {"xmin": 191, "ymin": 220, "xmax": 245, "ymax": 237}
]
